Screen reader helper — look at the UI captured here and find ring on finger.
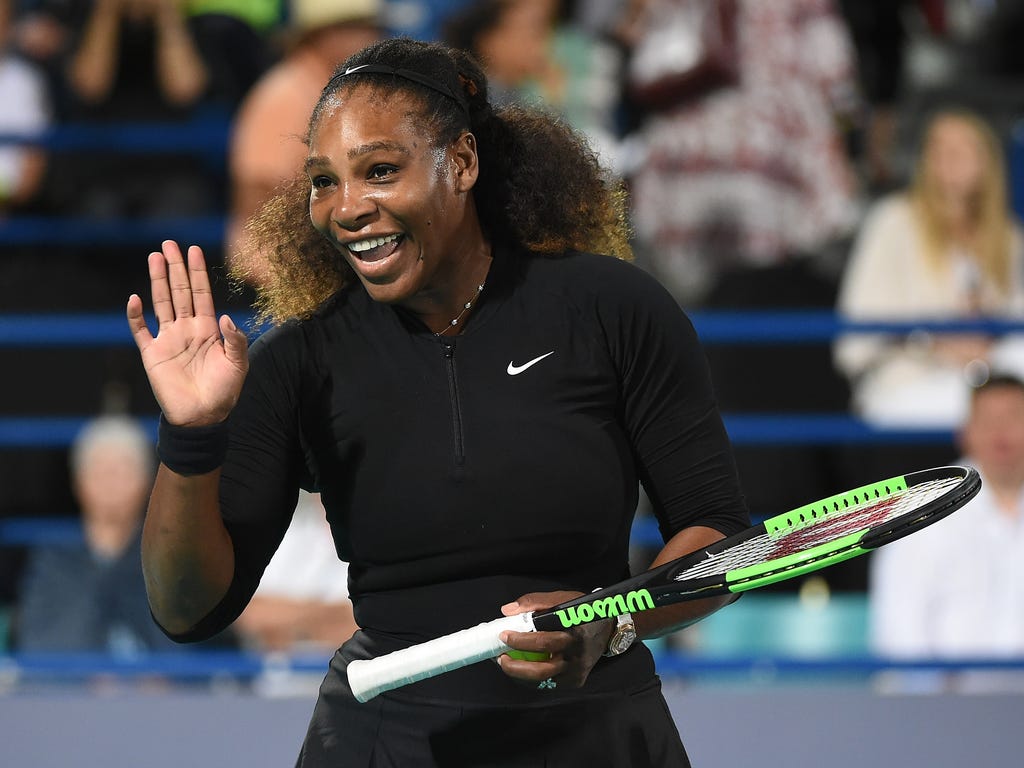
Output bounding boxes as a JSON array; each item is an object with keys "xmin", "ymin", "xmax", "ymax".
[{"xmin": 537, "ymin": 678, "xmax": 557, "ymax": 690}]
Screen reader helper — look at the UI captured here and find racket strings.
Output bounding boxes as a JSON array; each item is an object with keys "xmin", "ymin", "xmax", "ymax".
[{"xmin": 673, "ymin": 476, "xmax": 963, "ymax": 581}]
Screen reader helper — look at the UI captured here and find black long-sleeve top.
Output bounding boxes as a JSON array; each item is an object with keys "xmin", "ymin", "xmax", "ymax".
[{"xmin": 169, "ymin": 247, "xmax": 748, "ymax": 704}]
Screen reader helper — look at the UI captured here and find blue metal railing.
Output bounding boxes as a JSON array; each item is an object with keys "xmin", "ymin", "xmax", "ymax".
[
  {"xmin": 0, "ymin": 115, "xmax": 230, "ymax": 153},
  {"xmin": 2, "ymin": 648, "xmax": 1022, "ymax": 683},
  {"xmin": 4, "ymin": 310, "xmax": 1024, "ymax": 346},
  {"xmin": 0, "ymin": 412, "xmax": 953, "ymax": 449},
  {"xmin": 0, "ymin": 417, "xmax": 157, "ymax": 448},
  {"xmin": 0, "ymin": 216, "xmax": 227, "ymax": 247},
  {"xmin": 6, "ymin": 514, "xmax": 670, "ymax": 548},
  {"xmin": 0, "ymin": 517, "xmax": 84, "ymax": 546}
]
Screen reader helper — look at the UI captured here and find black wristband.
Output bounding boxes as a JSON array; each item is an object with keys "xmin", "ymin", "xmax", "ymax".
[{"xmin": 157, "ymin": 414, "xmax": 229, "ymax": 476}]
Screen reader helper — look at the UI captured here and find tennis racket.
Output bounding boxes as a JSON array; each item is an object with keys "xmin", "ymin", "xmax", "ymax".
[{"xmin": 348, "ymin": 465, "xmax": 980, "ymax": 702}]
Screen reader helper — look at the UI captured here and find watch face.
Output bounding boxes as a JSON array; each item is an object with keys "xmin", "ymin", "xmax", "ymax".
[{"xmin": 609, "ymin": 627, "xmax": 637, "ymax": 655}]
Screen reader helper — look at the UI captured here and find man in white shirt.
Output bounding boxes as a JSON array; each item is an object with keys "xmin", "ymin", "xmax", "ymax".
[
  {"xmin": 869, "ymin": 374, "xmax": 1024, "ymax": 688},
  {"xmin": 233, "ymin": 491, "xmax": 356, "ymax": 654}
]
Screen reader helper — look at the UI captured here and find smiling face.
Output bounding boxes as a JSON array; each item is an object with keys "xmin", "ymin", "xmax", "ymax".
[{"xmin": 305, "ymin": 85, "xmax": 486, "ymax": 322}]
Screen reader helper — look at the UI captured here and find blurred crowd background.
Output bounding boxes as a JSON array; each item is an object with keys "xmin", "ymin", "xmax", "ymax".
[{"xmin": 3, "ymin": 0, "xmax": 1024, "ymax": 677}]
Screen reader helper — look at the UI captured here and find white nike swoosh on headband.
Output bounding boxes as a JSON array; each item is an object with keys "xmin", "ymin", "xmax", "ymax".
[
  {"xmin": 344, "ymin": 64, "xmax": 370, "ymax": 75},
  {"xmin": 507, "ymin": 351, "xmax": 555, "ymax": 376}
]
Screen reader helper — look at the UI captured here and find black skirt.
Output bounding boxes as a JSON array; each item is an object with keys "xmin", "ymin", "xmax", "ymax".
[{"xmin": 295, "ymin": 651, "xmax": 691, "ymax": 768}]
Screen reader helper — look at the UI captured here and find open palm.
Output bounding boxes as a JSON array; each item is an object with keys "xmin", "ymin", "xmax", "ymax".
[{"xmin": 126, "ymin": 240, "xmax": 249, "ymax": 426}]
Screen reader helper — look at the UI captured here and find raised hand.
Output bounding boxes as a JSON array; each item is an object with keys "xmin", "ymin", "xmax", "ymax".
[{"xmin": 127, "ymin": 240, "xmax": 249, "ymax": 426}]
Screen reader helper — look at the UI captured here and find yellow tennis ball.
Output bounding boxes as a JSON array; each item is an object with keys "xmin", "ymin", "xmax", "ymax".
[{"xmin": 506, "ymin": 650, "xmax": 550, "ymax": 662}]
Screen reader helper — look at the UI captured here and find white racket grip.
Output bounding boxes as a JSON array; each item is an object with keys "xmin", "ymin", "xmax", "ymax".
[{"xmin": 347, "ymin": 611, "xmax": 537, "ymax": 703}]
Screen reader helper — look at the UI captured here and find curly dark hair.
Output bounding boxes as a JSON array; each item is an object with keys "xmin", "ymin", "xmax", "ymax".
[{"xmin": 238, "ymin": 37, "xmax": 632, "ymax": 325}]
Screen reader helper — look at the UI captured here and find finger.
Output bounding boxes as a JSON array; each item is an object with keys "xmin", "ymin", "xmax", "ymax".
[
  {"xmin": 220, "ymin": 314, "xmax": 249, "ymax": 371},
  {"xmin": 500, "ymin": 600, "xmax": 524, "ymax": 616},
  {"xmin": 126, "ymin": 293, "xmax": 154, "ymax": 352},
  {"xmin": 503, "ymin": 591, "xmax": 582, "ymax": 615},
  {"xmin": 148, "ymin": 250, "xmax": 175, "ymax": 327},
  {"xmin": 502, "ymin": 629, "xmax": 572, "ymax": 655},
  {"xmin": 188, "ymin": 245, "xmax": 217, "ymax": 318},
  {"xmin": 163, "ymin": 239, "xmax": 194, "ymax": 319}
]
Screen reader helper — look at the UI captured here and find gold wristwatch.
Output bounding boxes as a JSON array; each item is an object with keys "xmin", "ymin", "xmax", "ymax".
[{"xmin": 603, "ymin": 612, "xmax": 637, "ymax": 657}]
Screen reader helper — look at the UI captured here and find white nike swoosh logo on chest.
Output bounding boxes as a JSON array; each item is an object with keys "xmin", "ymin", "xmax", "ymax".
[{"xmin": 507, "ymin": 351, "xmax": 556, "ymax": 376}]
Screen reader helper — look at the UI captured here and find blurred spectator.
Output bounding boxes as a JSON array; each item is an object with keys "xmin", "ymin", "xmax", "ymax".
[
  {"xmin": 68, "ymin": 0, "xmax": 208, "ymax": 111},
  {"xmin": 834, "ymin": 108, "xmax": 1024, "ymax": 429},
  {"xmin": 0, "ymin": 0, "xmax": 50, "ymax": 210},
  {"xmin": 441, "ymin": 0, "xmax": 624, "ymax": 171},
  {"xmin": 14, "ymin": 415, "xmax": 180, "ymax": 654},
  {"xmin": 233, "ymin": 491, "xmax": 356, "ymax": 654},
  {"xmin": 226, "ymin": 0, "xmax": 382, "ymax": 285},
  {"xmin": 835, "ymin": 1, "xmax": 955, "ymax": 196},
  {"xmin": 12, "ymin": 0, "xmax": 278, "ymax": 114},
  {"xmin": 972, "ymin": 0, "xmax": 1024, "ymax": 80},
  {"xmin": 10, "ymin": 1, "xmax": 80, "ymax": 118},
  {"xmin": 616, "ymin": 0, "xmax": 861, "ymax": 528},
  {"xmin": 869, "ymin": 375, "xmax": 1024, "ymax": 689},
  {"xmin": 836, "ymin": 0, "xmax": 912, "ymax": 195},
  {"xmin": 443, "ymin": 0, "xmax": 560, "ymax": 108},
  {"xmin": 184, "ymin": 0, "xmax": 282, "ymax": 112},
  {"xmin": 52, "ymin": 0, "xmax": 218, "ymax": 219},
  {"xmin": 624, "ymin": 0, "xmax": 861, "ymax": 306}
]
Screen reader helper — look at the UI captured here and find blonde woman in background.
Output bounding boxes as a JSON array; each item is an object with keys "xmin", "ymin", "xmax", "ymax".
[{"xmin": 834, "ymin": 108, "xmax": 1024, "ymax": 428}]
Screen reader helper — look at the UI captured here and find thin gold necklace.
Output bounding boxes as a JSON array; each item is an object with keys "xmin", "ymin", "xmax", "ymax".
[{"xmin": 435, "ymin": 282, "xmax": 485, "ymax": 336}]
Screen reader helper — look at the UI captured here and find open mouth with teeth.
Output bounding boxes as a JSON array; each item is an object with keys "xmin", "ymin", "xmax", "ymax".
[{"xmin": 346, "ymin": 233, "xmax": 404, "ymax": 263}]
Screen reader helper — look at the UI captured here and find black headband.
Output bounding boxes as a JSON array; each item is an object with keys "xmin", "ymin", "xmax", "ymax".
[{"xmin": 328, "ymin": 63, "xmax": 470, "ymax": 116}]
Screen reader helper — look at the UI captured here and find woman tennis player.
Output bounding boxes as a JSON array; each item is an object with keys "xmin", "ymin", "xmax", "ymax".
[{"xmin": 126, "ymin": 38, "xmax": 749, "ymax": 767}]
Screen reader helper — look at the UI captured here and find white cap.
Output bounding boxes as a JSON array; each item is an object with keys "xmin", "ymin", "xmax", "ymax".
[{"xmin": 290, "ymin": 0, "xmax": 381, "ymax": 31}]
